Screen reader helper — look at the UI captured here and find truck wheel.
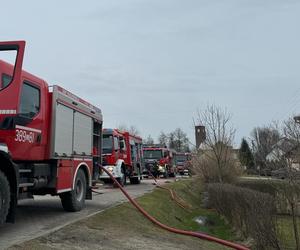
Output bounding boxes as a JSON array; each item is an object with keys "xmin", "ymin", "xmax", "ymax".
[
  {"xmin": 169, "ymin": 172, "xmax": 175, "ymax": 178},
  {"xmin": 130, "ymin": 168, "xmax": 141, "ymax": 185},
  {"xmin": 60, "ymin": 169, "xmax": 86, "ymax": 212},
  {"xmin": 163, "ymin": 171, "xmax": 169, "ymax": 179},
  {"xmin": 102, "ymin": 179, "xmax": 111, "ymax": 184},
  {"xmin": 0, "ymin": 171, "xmax": 10, "ymax": 224}
]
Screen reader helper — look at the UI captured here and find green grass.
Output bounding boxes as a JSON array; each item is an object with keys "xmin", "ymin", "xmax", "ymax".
[
  {"xmin": 277, "ymin": 215, "xmax": 300, "ymax": 250},
  {"xmin": 136, "ymin": 179, "xmax": 235, "ymax": 240},
  {"xmin": 86, "ymin": 178, "xmax": 237, "ymax": 240},
  {"xmin": 11, "ymin": 179, "xmax": 237, "ymax": 250},
  {"xmin": 82, "ymin": 178, "xmax": 236, "ymax": 249}
]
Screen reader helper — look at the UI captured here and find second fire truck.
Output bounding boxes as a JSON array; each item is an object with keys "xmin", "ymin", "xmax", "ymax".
[{"xmin": 100, "ymin": 128, "xmax": 143, "ymax": 185}]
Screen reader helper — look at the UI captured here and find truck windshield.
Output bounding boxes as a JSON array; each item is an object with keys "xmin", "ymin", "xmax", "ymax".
[
  {"xmin": 103, "ymin": 135, "xmax": 113, "ymax": 154},
  {"xmin": 176, "ymin": 155, "xmax": 187, "ymax": 162},
  {"xmin": 143, "ymin": 150, "xmax": 162, "ymax": 159}
]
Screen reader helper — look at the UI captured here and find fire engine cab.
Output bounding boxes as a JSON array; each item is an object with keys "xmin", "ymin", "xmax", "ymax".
[
  {"xmin": 0, "ymin": 41, "xmax": 103, "ymax": 224},
  {"xmin": 143, "ymin": 144, "xmax": 176, "ymax": 178},
  {"xmin": 100, "ymin": 128, "xmax": 143, "ymax": 185},
  {"xmin": 175, "ymin": 152, "xmax": 192, "ymax": 175}
]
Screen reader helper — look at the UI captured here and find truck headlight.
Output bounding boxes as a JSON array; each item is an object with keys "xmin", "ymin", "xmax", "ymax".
[
  {"xmin": 0, "ymin": 143, "xmax": 8, "ymax": 153},
  {"xmin": 108, "ymin": 166, "xmax": 114, "ymax": 172},
  {"xmin": 158, "ymin": 165, "xmax": 164, "ymax": 171}
]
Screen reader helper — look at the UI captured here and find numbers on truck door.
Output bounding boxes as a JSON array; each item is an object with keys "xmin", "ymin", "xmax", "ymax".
[{"xmin": 15, "ymin": 129, "xmax": 35, "ymax": 143}]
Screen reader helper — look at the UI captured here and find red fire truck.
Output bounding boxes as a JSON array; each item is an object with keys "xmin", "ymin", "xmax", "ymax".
[
  {"xmin": 175, "ymin": 152, "xmax": 192, "ymax": 175},
  {"xmin": 100, "ymin": 128, "xmax": 143, "ymax": 185},
  {"xmin": 142, "ymin": 144, "xmax": 176, "ymax": 178},
  {"xmin": 0, "ymin": 41, "xmax": 103, "ymax": 224}
]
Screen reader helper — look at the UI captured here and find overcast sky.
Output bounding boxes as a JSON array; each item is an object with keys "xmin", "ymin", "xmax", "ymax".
[{"xmin": 1, "ymin": 0, "xmax": 300, "ymax": 146}]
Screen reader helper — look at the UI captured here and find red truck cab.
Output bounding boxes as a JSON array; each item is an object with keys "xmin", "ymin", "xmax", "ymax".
[
  {"xmin": 142, "ymin": 145, "xmax": 176, "ymax": 178},
  {"xmin": 175, "ymin": 152, "xmax": 191, "ymax": 175},
  {"xmin": 0, "ymin": 60, "xmax": 50, "ymax": 161},
  {"xmin": 0, "ymin": 41, "xmax": 103, "ymax": 224},
  {"xmin": 100, "ymin": 128, "xmax": 143, "ymax": 185}
]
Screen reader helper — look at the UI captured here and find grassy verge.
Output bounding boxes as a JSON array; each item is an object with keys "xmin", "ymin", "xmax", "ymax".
[
  {"xmin": 277, "ymin": 215, "xmax": 300, "ymax": 250},
  {"xmin": 10, "ymin": 179, "xmax": 237, "ymax": 250},
  {"xmin": 137, "ymin": 179, "xmax": 235, "ymax": 240}
]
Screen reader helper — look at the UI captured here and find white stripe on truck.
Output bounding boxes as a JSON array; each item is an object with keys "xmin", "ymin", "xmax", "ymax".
[{"xmin": 15, "ymin": 125, "xmax": 42, "ymax": 133}]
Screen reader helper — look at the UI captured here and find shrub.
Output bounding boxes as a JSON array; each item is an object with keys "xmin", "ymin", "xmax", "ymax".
[
  {"xmin": 191, "ymin": 151, "xmax": 242, "ymax": 184},
  {"xmin": 207, "ymin": 183, "xmax": 280, "ymax": 250},
  {"xmin": 237, "ymin": 179, "xmax": 300, "ymax": 216},
  {"xmin": 236, "ymin": 179, "xmax": 279, "ymax": 196}
]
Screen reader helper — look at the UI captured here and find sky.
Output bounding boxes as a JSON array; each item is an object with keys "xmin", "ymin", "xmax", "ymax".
[{"xmin": 1, "ymin": 0, "xmax": 300, "ymax": 147}]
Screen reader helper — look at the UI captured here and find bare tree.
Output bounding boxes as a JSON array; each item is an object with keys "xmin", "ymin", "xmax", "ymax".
[
  {"xmin": 117, "ymin": 124, "xmax": 140, "ymax": 136},
  {"xmin": 169, "ymin": 128, "xmax": 190, "ymax": 152},
  {"xmin": 250, "ymin": 125, "xmax": 280, "ymax": 171},
  {"xmin": 158, "ymin": 131, "xmax": 168, "ymax": 146},
  {"xmin": 144, "ymin": 135, "xmax": 154, "ymax": 144},
  {"xmin": 128, "ymin": 125, "xmax": 140, "ymax": 137},
  {"xmin": 168, "ymin": 132, "xmax": 176, "ymax": 149},
  {"xmin": 195, "ymin": 104, "xmax": 237, "ymax": 183},
  {"xmin": 157, "ymin": 129, "xmax": 190, "ymax": 152},
  {"xmin": 283, "ymin": 117, "xmax": 300, "ymax": 143}
]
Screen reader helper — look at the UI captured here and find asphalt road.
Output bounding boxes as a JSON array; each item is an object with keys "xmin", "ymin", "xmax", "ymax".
[{"xmin": 0, "ymin": 178, "xmax": 172, "ymax": 249}]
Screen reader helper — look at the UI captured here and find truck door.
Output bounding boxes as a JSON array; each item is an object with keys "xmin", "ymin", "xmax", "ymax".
[
  {"xmin": 14, "ymin": 80, "xmax": 46, "ymax": 160},
  {"xmin": 0, "ymin": 41, "xmax": 47, "ymax": 161}
]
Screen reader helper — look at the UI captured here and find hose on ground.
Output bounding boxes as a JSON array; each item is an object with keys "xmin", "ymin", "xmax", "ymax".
[
  {"xmin": 147, "ymin": 170, "xmax": 191, "ymax": 211},
  {"xmin": 99, "ymin": 165, "xmax": 249, "ymax": 250}
]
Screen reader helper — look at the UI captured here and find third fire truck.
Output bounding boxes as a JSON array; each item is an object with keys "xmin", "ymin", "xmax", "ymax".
[
  {"xmin": 143, "ymin": 144, "xmax": 176, "ymax": 178},
  {"xmin": 175, "ymin": 152, "xmax": 192, "ymax": 175},
  {"xmin": 100, "ymin": 128, "xmax": 143, "ymax": 185}
]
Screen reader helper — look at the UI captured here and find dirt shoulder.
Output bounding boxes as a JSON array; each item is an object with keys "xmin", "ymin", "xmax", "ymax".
[{"xmin": 9, "ymin": 179, "xmax": 232, "ymax": 250}]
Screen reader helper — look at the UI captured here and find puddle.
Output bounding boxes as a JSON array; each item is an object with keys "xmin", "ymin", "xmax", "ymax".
[{"xmin": 194, "ymin": 216, "xmax": 207, "ymax": 226}]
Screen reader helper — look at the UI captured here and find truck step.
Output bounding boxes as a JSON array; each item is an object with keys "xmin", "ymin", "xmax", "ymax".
[
  {"xmin": 19, "ymin": 169, "xmax": 32, "ymax": 173},
  {"xmin": 19, "ymin": 183, "xmax": 34, "ymax": 188}
]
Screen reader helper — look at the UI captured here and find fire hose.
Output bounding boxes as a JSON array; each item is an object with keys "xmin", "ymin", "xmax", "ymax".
[
  {"xmin": 147, "ymin": 170, "xmax": 191, "ymax": 211},
  {"xmin": 98, "ymin": 165, "xmax": 249, "ymax": 250}
]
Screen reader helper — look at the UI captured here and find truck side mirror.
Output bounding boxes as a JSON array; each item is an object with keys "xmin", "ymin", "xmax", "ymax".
[{"xmin": 120, "ymin": 141, "xmax": 125, "ymax": 149}]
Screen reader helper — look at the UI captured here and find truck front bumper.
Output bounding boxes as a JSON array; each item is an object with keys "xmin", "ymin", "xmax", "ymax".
[{"xmin": 99, "ymin": 165, "xmax": 122, "ymax": 179}]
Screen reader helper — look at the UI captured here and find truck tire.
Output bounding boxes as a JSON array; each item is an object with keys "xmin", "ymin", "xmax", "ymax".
[
  {"xmin": 0, "ymin": 171, "xmax": 10, "ymax": 224},
  {"xmin": 130, "ymin": 168, "xmax": 141, "ymax": 185},
  {"xmin": 163, "ymin": 171, "xmax": 169, "ymax": 179},
  {"xmin": 169, "ymin": 171, "xmax": 175, "ymax": 178},
  {"xmin": 130, "ymin": 176, "xmax": 140, "ymax": 184},
  {"xmin": 60, "ymin": 169, "xmax": 86, "ymax": 212},
  {"xmin": 102, "ymin": 179, "xmax": 111, "ymax": 184}
]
